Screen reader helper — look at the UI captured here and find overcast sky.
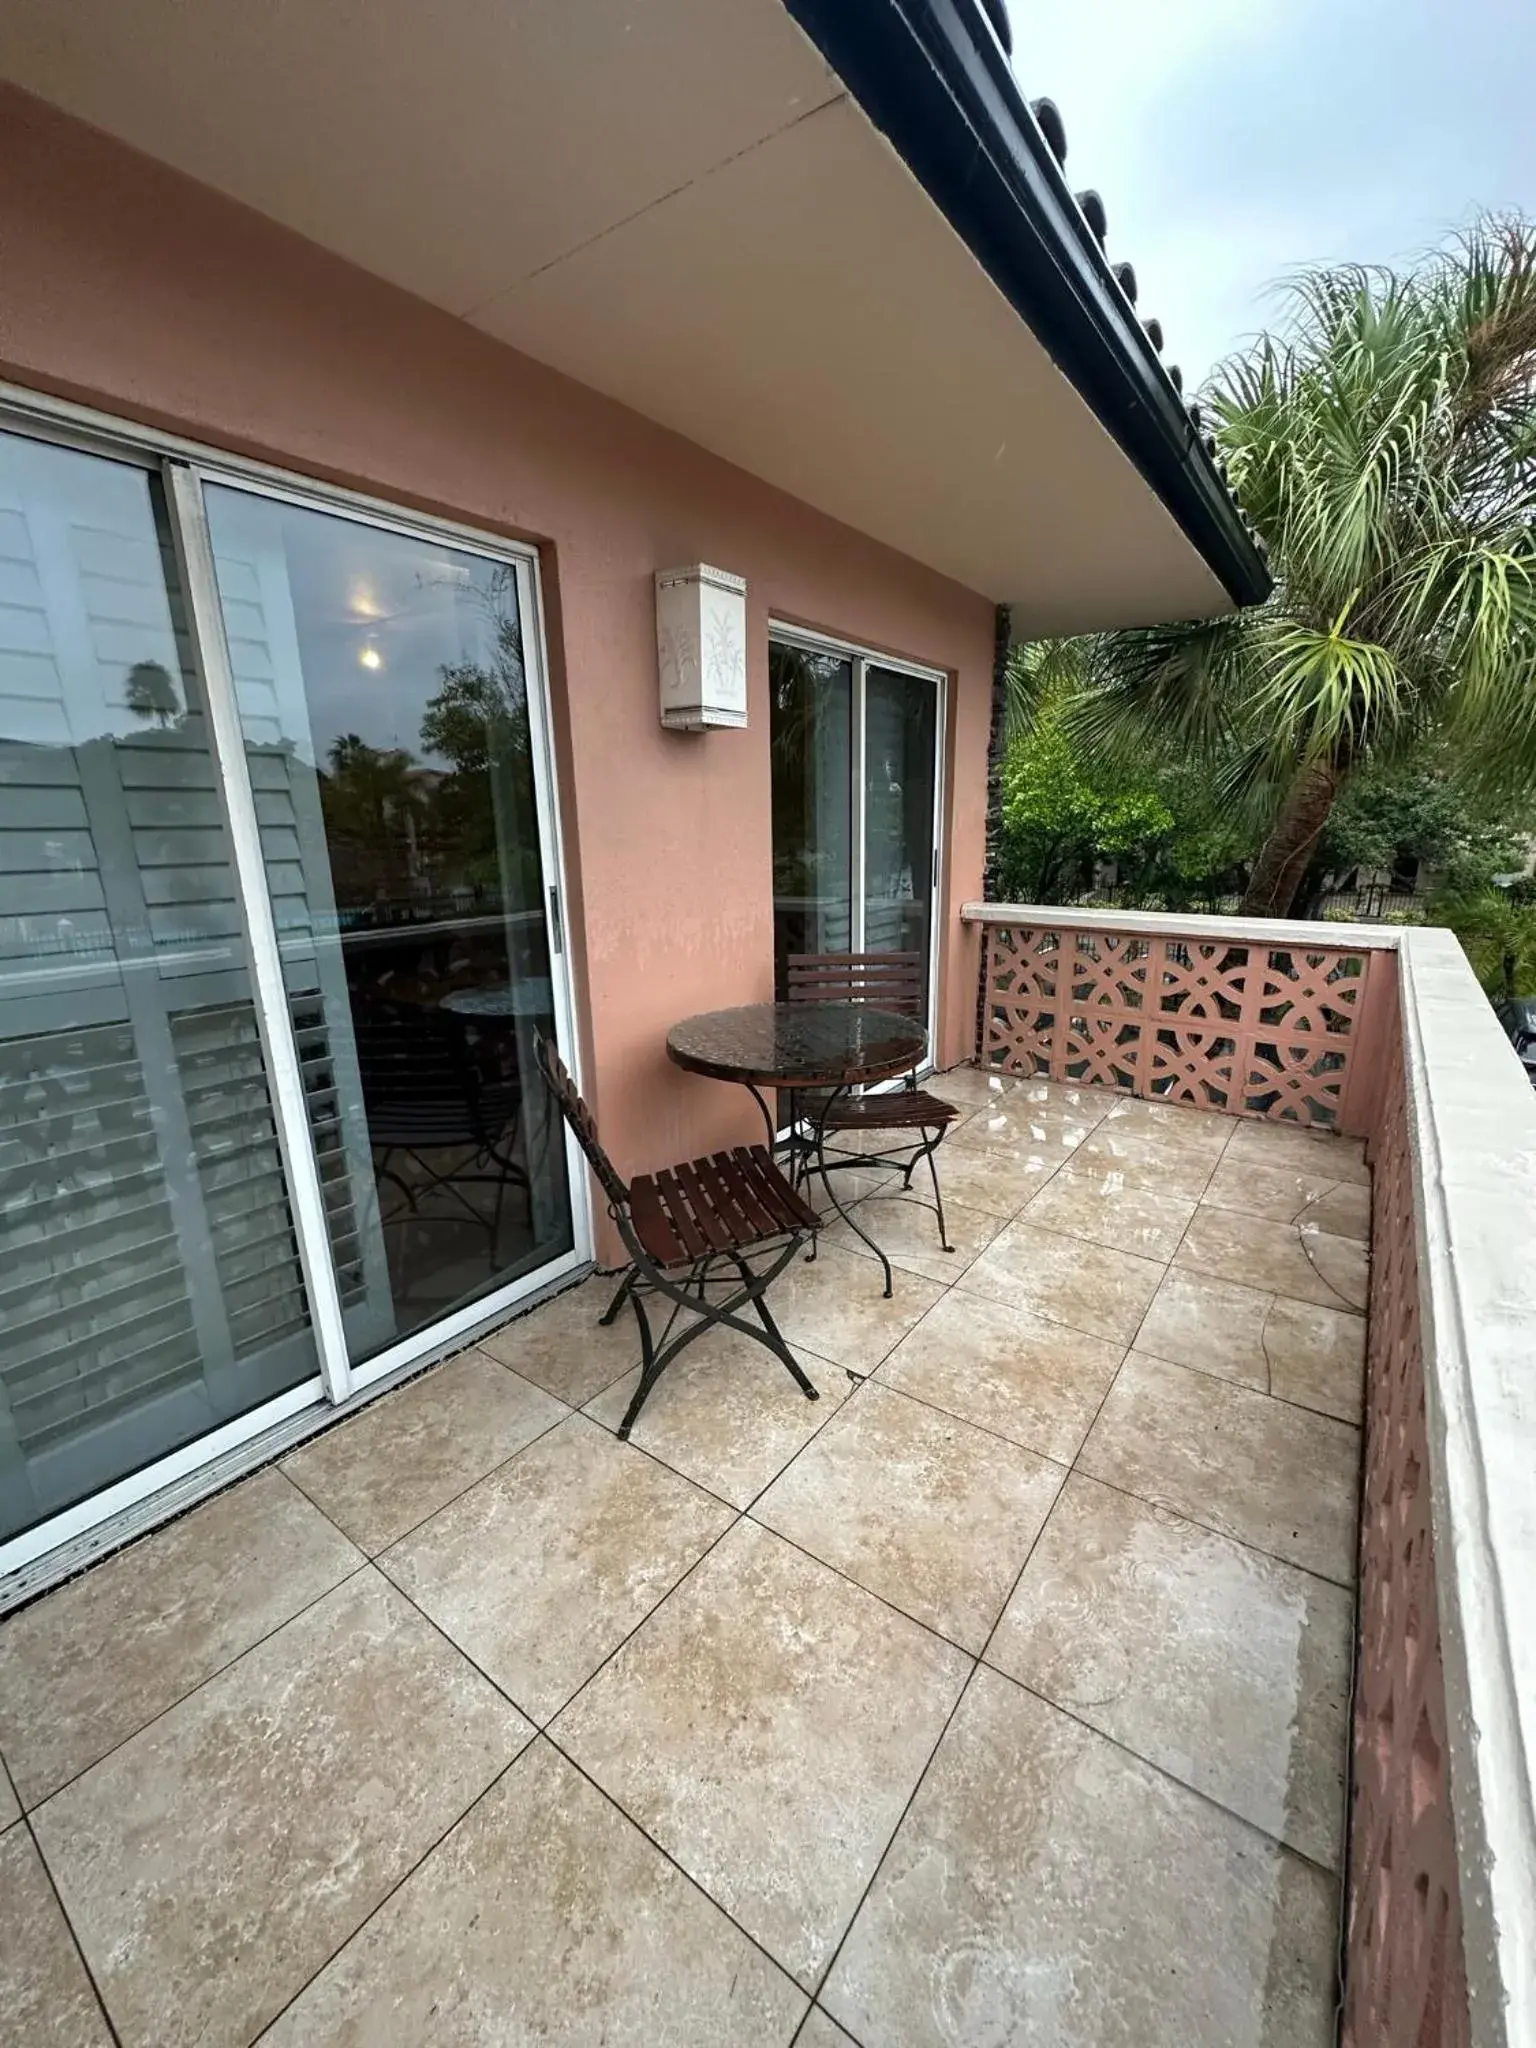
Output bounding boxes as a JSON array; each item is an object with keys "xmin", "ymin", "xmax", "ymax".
[{"xmin": 1014, "ymin": 0, "xmax": 1536, "ymax": 388}]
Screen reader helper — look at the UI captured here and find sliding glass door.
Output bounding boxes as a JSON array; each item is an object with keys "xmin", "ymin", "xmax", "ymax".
[
  {"xmin": 0, "ymin": 418, "xmax": 579, "ymax": 1560},
  {"xmin": 769, "ymin": 631, "xmax": 943, "ymax": 1030}
]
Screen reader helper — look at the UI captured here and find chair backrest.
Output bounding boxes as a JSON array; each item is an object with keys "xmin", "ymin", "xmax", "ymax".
[
  {"xmin": 533, "ymin": 1036, "xmax": 629, "ymax": 1209},
  {"xmin": 785, "ymin": 950, "xmax": 926, "ymax": 1020}
]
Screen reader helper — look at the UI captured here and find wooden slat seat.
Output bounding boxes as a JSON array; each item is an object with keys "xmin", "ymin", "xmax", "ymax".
[
  {"xmin": 631, "ymin": 1146, "xmax": 819, "ymax": 1268},
  {"xmin": 811, "ymin": 1089, "xmax": 958, "ymax": 1132}
]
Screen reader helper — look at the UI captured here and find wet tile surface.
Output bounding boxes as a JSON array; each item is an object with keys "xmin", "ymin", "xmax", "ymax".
[
  {"xmin": 552, "ymin": 1518, "xmax": 969, "ymax": 1986},
  {"xmin": 0, "ymin": 1469, "xmax": 362, "ymax": 1807},
  {"xmin": 5, "ymin": 1075, "xmax": 1362, "ymax": 2045},
  {"xmin": 1176, "ymin": 1205, "xmax": 1367, "ymax": 1312},
  {"xmin": 1081, "ymin": 1353, "xmax": 1361, "ymax": 1583},
  {"xmin": 877, "ymin": 1286, "xmax": 1124, "ymax": 1463},
  {"xmin": 754, "ymin": 1382, "xmax": 1064, "ymax": 1649},
  {"xmin": 381, "ymin": 1414, "xmax": 734, "ymax": 1723},
  {"xmin": 959, "ymin": 1219, "xmax": 1165, "ymax": 1343},
  {"xmin": 0, "ymin": 1766, "xmax": 17, "ymax": 1831},
  {"xmin": 1268, "ymin": 1296, "xmax": 1367, "ymax": 1423},
  {"xmin": 0, "ymin": 1823, "xmax": 112, "ymax": 2047},
  {"xmin": 821, "ymin": 1190, "xmax": 1002, "ymax": 1284},
  {"xmin": 263, "ymin": 1739, "xmax": 806, "ymax": 2047},
  {"xmin": 988, "ymin": 1475, "xmax": 1353, "ymax": 1866},
  {"xmin": 823, "ymin": 1667, "xmax": 1338, "ymax": 2048},
  {"xmin": 585, "ymin": 1327, "xmax": 852, "ymax": 1507},
  {"xmin": 33, "ymin": 1571, "xmax": 530, "ymax": 2048},
  {"xmin": 281, "ymin": 1348, "xmax": 565, "ymax": 1554},
  {"xmin": 1020, "ymin": 1167, "xmax": 1198, "ymax": 1262},
  {"xmin": 1134, "ymin": 1267, "xmax": 1273, "ymax": 1390},
  {"xmin": 767, "ymin": 1240, "xmax": 945, "ymax": 1375}
]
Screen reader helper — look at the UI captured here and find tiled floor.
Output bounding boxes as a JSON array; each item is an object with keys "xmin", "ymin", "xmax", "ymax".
[{"xmin": 0, "ymin": 1068, "xmax": 1369, "ymax": 2047}]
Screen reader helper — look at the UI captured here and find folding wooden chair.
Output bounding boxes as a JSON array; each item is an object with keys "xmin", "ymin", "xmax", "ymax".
[
  {"xmin": 534, "ymin": 1037, "xmax": 821, "ymax": 1437},
  {"xmin": 784, "ymin": 950, "xmax": 960, "ymax": 1294}
]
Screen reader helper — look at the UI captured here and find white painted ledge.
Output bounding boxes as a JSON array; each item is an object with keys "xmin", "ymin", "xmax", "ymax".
[{"xmin": 961, "ymin": 899, "xmax": 1403, "ymax": 952}]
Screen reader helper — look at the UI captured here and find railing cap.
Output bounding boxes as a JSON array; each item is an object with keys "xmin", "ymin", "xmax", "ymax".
[{"xmin": 961, "ymin": 899, "xmax": 1405, "ymax": 951}]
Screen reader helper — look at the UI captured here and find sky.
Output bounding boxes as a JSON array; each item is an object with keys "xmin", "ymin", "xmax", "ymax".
[{"xmin": 1014, "ymin": 0, "xmax": 1536, "ymax": 387}]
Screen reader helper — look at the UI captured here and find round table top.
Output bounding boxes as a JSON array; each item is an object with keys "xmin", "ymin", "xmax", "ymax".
[
  {"xmin": 439, "ymin": 977, "xmax": 553, "ymax": 1019},
  {"xmin": 666, "ymin": 1001, "xmax": 927, "ymax": 1089}
]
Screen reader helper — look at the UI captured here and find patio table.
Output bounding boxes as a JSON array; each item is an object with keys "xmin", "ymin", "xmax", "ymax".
[{"xmin": 666, "ymin": 1000, "xmax": 928, "ymax": 1265}]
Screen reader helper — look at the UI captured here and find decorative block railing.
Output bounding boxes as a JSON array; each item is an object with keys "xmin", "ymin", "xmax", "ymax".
[
  {"xmin": 1344, "ymin": 995, "xmax": 1469, "ymax": 2047},
  {"xmin": 971, "ymin": 907, "xmax": 1394, "ymax": 1132}
]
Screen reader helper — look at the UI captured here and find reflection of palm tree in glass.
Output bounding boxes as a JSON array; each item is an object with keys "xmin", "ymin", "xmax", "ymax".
[
  {"xmin": 418, "ymin": 568, "xmax": 538, "ymax": 910},
  {"xmin": 124, "ymin": 659, "xmax": 181, "ymax": 728},
  {"xmin": 320, "ymin": 733, "xmax": 425, "ymax": 906}
]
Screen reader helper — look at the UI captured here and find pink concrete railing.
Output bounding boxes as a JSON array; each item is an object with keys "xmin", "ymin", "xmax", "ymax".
[
  {"xmin": 964, "ymin": 905, "xmax": 1535, "ymax": 2047},
  {"xmin": 970, "ymin": 907, "xmax": 1395, "ymax": 1133},
  {"xmin": 1344, "ymin": 985, "xmax": 1469, "ymax": 2047}
]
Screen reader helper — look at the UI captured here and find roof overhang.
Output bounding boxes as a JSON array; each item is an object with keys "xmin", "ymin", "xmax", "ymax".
[{"xmin": 0, "ymin": 0, "xmax": 1269, "ymax": 632}]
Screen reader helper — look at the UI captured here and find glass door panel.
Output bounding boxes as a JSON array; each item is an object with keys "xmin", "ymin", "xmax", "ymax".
[
  {"xmin": 0, "ymin": 431, "xmax": 322, "ymax": 1541},
  {"xmin": 863, "ymin": 663, "xmax": 938, "ymax": 981},
  {"xmin": 202, "ymin": 484, "xmax": 573, "ymax": 1364},
  {"xmin": 768, "ymin": 640, "xmax": 852, "ymax": 995},
  {"xmin": 769, "ymin": 635, "xmax": 942, "ymax": 1031}
]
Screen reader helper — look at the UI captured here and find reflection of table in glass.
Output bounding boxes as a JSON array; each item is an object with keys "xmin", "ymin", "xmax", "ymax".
[{"xmin": 438, "ymin": 979, "xmax": 558, "ymax": 1232}]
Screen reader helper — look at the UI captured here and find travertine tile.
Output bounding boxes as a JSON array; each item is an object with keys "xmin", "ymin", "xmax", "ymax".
[
  {"xmin": 1101, "ymin": 1095, "xmax": 1234, "ymax": 1158},
  {"xmin": 1135, "ymin": 1268, "xmax": 1273, "ymax": 1391},
  {"xmin": 945, "ymin": 1098, "xmax": 1099, "ymax": 1157},
  {"xmin": 381, "ymin": 1415, "xmax": 734, "ymax": 1723},
  {"xmin": 1221, "ymin": 1117, "xmax": 1371, "ymax": 1184},
  {"xmin": 1020, "ymin": 1167, "xmax": 1197, "ymax": 1262},
  {"xmin": 958, "ymin": 1220, "xmax": 1165, "ymax": 1344},
  {"xmin": 924, "ymin": 1133, "xmax": 1067, "ymax": 1216},
  {"xmin": 810, "ymin": 1164, "xmax": 896, "ymax": 1217},
  {"xmin": 585, "ymin": 1327, "xmax": 851, "ymax": 1508},
  {"xmin": 823, "ymin": 1667, "xmax": 1337, "ymax": 2048},
  {"xmin": 1302, "ymin": 1179, "xmax": 1372, "ymax": 1242},
  {"xmin": 34, "ymin": 1570, "xmax": 529, "ymax": 2048},
  {"xmin": 282, "ymin": 1348, "xmax": 565, "ymax": 1553},
  {"xmin": 821, "ymin": 1190, "xmax": 1002, "ymax": 1284},
  {"xmin": 988, "ymin": 1475, "xmax": 1353, "ymax": 1866},
  {"xmin": 551, "ymin": 1518, "xmax": 969, "ymax": 1987},
  {"xmin": 263, "ymin": 1739, "xmax": 806, "ymax": 2047},
  {"xmin": 1080, "ymin": 1354, "xmax": 1360, "ymax": 1583},
  {"xmin": 477, "ymin": 1276, "xmax": 648, "ymax": 1406},
  {"xmin": 767, "ymin": 1241, "xmax": 944, "ymax": 1375},
  {"xmin": 754, "ymin": 1383, "xmax": 1063, "ymax": 1650},
  {"xmin": 0, "ymin": 1823, "xmax": 112, "ymax": 2047},
  {"xmin": 1176, "ymin": 1206, "xmax": 1364, "ymax": 1311},
  {"xmin": 1268, "ymin": 1297, "xmax": 1367, "ymax": 1423},
  {"xmin": 0, "ymin": 1469, "xmax": 362, "ymax": 1808},
  {"xmin": 0, "ymin": 1766, "xmax": 18, "ymax": 1831},
  {"xmin": 1066, "ymin": 1120, "xmax": 1226, "ymax": 1200},
  {"xmin": 797, "ymin": 2008, "xmax": 860, "ymax": 2047},
  {"xmin": 924, "ymin": 1063, "xmax": 1019, "ymax": 1110},
  {"xmin": 878, "ymin": 1288, "xmax": 1123, "ymax": 1464},
  {"xmin": 1302, "ymin": 1227, "xmax": 1370, "ymax": 1309},
  {"xmin": 1203, "ymin": 1155, "xmax": 1344, "ymax": 1223}
]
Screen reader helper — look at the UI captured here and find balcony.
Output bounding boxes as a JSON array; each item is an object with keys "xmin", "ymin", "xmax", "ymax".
[{"xmin": 0, "ymin": 906, "xmax": 1530, "ymax": 2046}]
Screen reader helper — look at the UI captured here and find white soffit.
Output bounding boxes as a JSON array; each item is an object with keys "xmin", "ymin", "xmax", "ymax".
[{"xmin": 0, "ymin": 0, "xmax": 1232, "ymax": 627}]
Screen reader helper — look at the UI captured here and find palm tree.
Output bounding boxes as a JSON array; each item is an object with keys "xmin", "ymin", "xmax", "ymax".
[
  {"xmin": 1433, "ymin": 887, "xmax": 1536, "ymax": 1000},
  {"xmin": 1066, "ymin": 218, "xmax": 1536, "ymax": 916}
]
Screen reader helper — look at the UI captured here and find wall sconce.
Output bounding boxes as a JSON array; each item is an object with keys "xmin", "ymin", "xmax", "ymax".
[{"xmin": 656, "ymin": 564, "xmax": 747, "ymax": 730}]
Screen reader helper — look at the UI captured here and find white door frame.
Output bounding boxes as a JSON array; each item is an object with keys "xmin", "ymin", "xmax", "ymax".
[
  {"xmin": 0, "ymin": 390, "xmax": 593, "ymax": 1583},
  {"xmin": 768, "ymin": 620, "xmax": 948, "ymax": 1061}
]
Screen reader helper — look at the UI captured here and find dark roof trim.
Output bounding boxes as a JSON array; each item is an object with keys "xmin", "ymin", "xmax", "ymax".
[{"xmin": 782, "ymin": 0, "xmax": 1272, "ymax": 608}]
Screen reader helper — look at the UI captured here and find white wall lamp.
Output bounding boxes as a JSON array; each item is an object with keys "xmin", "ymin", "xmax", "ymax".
[{"xmin": 656, "ymin": 564, "xmax": 748, "ymax": 730}]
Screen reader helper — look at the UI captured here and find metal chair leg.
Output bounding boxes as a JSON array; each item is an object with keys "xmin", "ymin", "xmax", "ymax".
[
  {"xmin": 730, "ymin": 1254, "xmax": 818, "ymax": 1399},
  {"xmin": 600, "ymin": 1266, "xmax": 639, "ymax": 1326},
  {"xmin": 920, "ymin": 1126, "xmax": 955, "ymax": 1252}
]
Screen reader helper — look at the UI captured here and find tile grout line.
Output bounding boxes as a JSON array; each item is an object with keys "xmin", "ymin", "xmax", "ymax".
[
  {"xmin": 18, "ymin": 1801, "xmax": 124, "ymax": 2048},
  {"xmin": 1132, "ymin": 1338, "xmax": 1363, "ymax": 1432},
  {"xmin": 8, "ymin": 1555, "xmax": 374, "ymax": 1822},
  {"xmin": 979, "ymin": 1662, "xmax": 1345, "ymax": 1882}
]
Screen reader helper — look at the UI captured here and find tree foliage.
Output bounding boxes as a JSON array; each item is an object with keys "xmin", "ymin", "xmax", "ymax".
[{"xmin": 1056, "ymin": 217, "xmax": 1536, "ymax": 915}]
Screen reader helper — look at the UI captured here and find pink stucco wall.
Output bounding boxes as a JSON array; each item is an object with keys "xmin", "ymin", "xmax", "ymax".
[{"xmin": 0, "ymin": 87, "xmax": 995, "ymax": 1250}]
